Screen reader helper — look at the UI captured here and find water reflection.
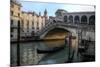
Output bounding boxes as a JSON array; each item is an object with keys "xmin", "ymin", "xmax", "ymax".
[
  {"xmin": 11, "ymin": 39, "xmax": 77, "ymax": 66},
  {"xmin": 43, "ymin": 40, "xmax": 65, "ymax": 47}
]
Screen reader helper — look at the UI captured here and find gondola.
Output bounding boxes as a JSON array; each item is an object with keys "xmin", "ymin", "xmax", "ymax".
[{"xmin": 37, "ymin": 46, "xmax": 65, "ymax": 54}]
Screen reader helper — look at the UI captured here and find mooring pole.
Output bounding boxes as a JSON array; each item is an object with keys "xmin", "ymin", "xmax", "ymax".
[
  {"xmin": 17, "ymin": 20, "xmax": 20, "ymax": 66},
  {"xmin": 65, "ymin": 33, "xmax": 72, "ymax": 62},
  {"xmin": 68, "ymin": 33, "xmax": 72, "ymax": 61}
]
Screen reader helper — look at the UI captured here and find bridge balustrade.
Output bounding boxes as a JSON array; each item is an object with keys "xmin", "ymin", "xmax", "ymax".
[{"xmin": 35, "ymin": 20, "xmax": 95, "ymax": 36}]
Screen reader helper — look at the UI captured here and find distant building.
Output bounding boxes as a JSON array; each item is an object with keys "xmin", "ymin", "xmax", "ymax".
[
  {"xmin": 10, "ymin": 0, "xmax": 48, "ymax": 40},
  {"xmin": 20, "ymin": 11, "xmax": 47, "ymax": 37}
]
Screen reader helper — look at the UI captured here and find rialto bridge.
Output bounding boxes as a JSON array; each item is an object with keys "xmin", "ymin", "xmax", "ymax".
[{"xmin": 34, "ymin": 11, "xmax": 95, "ymax": 41}]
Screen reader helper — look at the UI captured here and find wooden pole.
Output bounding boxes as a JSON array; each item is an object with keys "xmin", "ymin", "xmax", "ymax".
[
  {"xmin": 68, "ymin": 33, "xmax": 72, "ymax": 60},
  {"xmin": 65, "ymin": 33, "xmax": 72, "ymax": 62},
  {"xmin": 17, "ymin": 20, "xmax": 20, "ymax": 66}
]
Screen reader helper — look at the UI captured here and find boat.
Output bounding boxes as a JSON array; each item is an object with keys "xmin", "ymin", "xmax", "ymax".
[{"xmin": 37, "ymin": 46, "xmax": 65, "ymax": 54}]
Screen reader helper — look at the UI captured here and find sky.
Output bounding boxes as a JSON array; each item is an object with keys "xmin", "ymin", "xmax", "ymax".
[{"xmin": 19, "ymin": 0, "xmax": 95, "ymax": 16}]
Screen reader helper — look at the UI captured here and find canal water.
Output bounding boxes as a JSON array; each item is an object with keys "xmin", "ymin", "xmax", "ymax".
[{"xmin": 11, "ymin": 39, "xmax": 82, "ymax": 66}]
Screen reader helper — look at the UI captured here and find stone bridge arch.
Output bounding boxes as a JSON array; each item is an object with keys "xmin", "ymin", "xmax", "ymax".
[{"xmin": 38, "ymin": 24, "xmax": 78, "ymax": 39}]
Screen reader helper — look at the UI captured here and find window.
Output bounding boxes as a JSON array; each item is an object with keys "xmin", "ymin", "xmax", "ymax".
[
  {"xmin": 18, "ymin": 20, "xmax": 20, "ymax": 28},
  {"xmin": 37, "ymin": 27, "xmax": 39, "ymax": 29},
  {"xmin": 32, "ymin": 21, "xmax": 34, "ymax": 26},
  {"xmin": 32, "ymin": 21, "xmax": 34, "ymax": 29},
  {"xmin": 11, "ymin": 28, "xmax": 14, "ymax": 33},
  {"xmin": 18, "ymin": 13, "xmax": 20, "ymax": 17},
  {"xmin": 18, "ymin": 7, "xmax": 20, "ymax": 10},
  {"xmin": 27, "ymin": 30, "xmax": 29, "ymax": 32},
  {"xmin": 37, "ymin": 21, "xmax": 39, "ymax": 28},
  {"xmin": 41, "ymin": 23, "xmax": 43, "ymax": 28},
  {"xmin": 89, "ymin": 15, "xmax": 95, "ymax": 25},
  {"xmin": 11, "ymin": 3, "xmax": 14, "ymax": 8},
  {"xmin": 81, "ymin": 15, "xmax": 87, "ymax": 24},
  {"xmin": 53, "ymin": 20, "xmax": 56, "ymax": 23},
  {"xmin": 11, "ymin": 11, "xmax": 13, "ymax": 16},
  {"xmin": 11, "ymin": 20, "xmax": 13, "ymax": 25},
  {"xmin": 27, "ymin": 20, "xmax": 29, "ymax": 30},
  {"xmin": 11, "ymin": 34, "xmax": 13, "ymax": 38},
  {"xmin": 32, "ymin": 27, "xmax": 34, "ymax": 29},
  {"xmin": 18, "ymin": 20, "xmax": 20, "ymax": 23},
  {"xmin": 37, "ymin": 21, "xmax": 39, "ymax": 30},
  {"xmin": 69, "ymin": 15, "xmax": 73, "ymax": 23},
  {"xmin": 74, "ymin": 16, "xmax": 80, "ymax": 24},
  {"xmin": 64, "ymin": 16, "xmax": 67, "ymax": 22}
]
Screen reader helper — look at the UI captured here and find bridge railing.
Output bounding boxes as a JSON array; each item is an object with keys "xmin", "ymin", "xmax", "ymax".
[
  {"xmin": 35, "ymin": 22, "xmax": 56, "ymax": 35},
  {"xmin": 35, "ymin": 20, "xmax": 95, "ymax": 36}
]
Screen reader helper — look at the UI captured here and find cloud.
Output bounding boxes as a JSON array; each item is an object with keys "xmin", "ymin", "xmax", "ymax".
[
  {"xmin": 20, "ymin": 0, "xmax": 95, "ymax": 5},
  {"xmin": 60, "ymin": 4, "xmax": 95, "ymax": 12},
  {"xmin": 20, "ymin": 1, "xmax": 95, "ymax": 16}
]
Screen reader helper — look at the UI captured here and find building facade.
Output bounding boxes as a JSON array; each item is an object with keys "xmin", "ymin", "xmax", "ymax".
[
  {"xmin": 20, "ymin": 11, "xmax": 47, "ymax": 37},
  {"xmin": 10, "ymin": 0, "xmax": 48, "ymax": 40},
  {"xmin": 10, "ymin": 0, "xmax": 21, "ymax": 40}
]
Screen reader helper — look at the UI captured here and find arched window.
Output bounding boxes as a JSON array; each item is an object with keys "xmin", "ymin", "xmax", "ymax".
[
  {"xmin": 81, "ymin": 15, "xmax": 87, "ymax": 24},
  {"xmin": 69, "ymin": 15, "xmax": 73, "ymax": 23},
  {"xmin": 18, "ymin": 20, "xmax": 20, "ymax": 26},
  {"xmin": 64, "ymin": 16, "xmax": 67, "ymax": 22},
  {"xmin": 21, "ymin": 20, "xmax": 24, "ymax": 32},
  {"xmin": 37, "ymin": 21, "xmax": 39, "ymax": 29},
  {"xmin": 74, "ymin": 16, "xmax": 80, "ymax": 24},
  {"xmin": 32, "ymin": 21, "xmax": 34, "ymax": 26},
  {"xmin": 32, "ymin": 21, "xmax": 34, "ymax": 29},
  {"xmin": 89, "ymin": 15, "xmax": 95, "ymax": 25},
  {"xmin": 27, "ymin": 20, "xmax": 29, "ymax": 32}
]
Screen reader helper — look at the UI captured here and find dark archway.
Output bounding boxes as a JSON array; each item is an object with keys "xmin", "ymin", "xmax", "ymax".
[
  {"xmin": 89, "ymin": 15, "xmax": 95, "ymax": 25},
  {"xmin": 44, "ymin": 28, "xmax": 70, "ymax": 40},
  {"xmin": 74, "ymin": 16, "xmax": 80, "ymax": 24},
  {"xmin": 64, "ymin": 16, "xmax": 68, "ymax": 22},
  {"xmin": 39, "ymin": 24, "xmax": 77, "ymax": 40},
  {"xmin": 43, "ymin": 28, "xmax": 71, "ymax": 47},
  {"xmin": 81, "ymin": 15, "xmax": 87, "ymax": 24},
  {"xmin": 69, "ymin": 15, "xmax": 73, "ymax": 23}
]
